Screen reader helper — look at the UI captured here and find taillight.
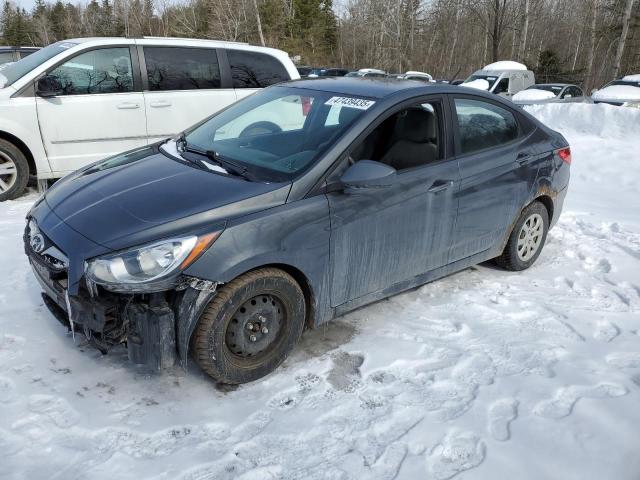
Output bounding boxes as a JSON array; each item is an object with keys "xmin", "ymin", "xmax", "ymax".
[{"xmin": 557, "ymin": 147, "xmax": 571, "ymax": 165}]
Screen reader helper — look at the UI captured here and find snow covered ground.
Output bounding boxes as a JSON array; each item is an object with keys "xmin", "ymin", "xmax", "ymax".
[{"xmin": 1, "ymin": 103, "xmax": 639, "ymax": 480}]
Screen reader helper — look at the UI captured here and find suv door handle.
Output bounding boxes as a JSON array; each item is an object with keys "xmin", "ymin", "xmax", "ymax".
[
  {"xmin": 117, "ymin": 102, "xmax": 140, "ymax": 110},
  {"xmin": 428, "ymin": 180, "xmax": 454, "ymax": 193},
  {"xmin": 150, "ymin": 100, "xmax": 172, "ymax": 108}
]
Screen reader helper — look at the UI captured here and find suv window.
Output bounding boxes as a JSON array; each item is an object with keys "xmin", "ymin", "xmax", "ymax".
[
  {"xmin": 48, "ymin": 47, "xmax": 133, "ymax": 95},
  {"xmin": 144, "ymin": 47, "xmax": 221, "ymax": 91},
  {"xmin": 454, "ymin": 98, "xmax": 519, "ymax": 154},
  {"xmin": 493, "ymin": 78, "xmax": 509, "ymax": 94},
  {"xmin": 227, "ymin": 50, "xmax": 289, "ymax": 88}
]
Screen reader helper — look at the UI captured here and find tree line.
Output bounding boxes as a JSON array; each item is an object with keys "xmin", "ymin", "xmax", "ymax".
[{"xmin": 1, "ymin": 0, "xmax": 638, "ymax": 90}]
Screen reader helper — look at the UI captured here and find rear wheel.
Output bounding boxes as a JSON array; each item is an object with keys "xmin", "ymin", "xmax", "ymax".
[
  {"xmin": 496, "ymin": 201, "xmax": 549, "ymax": 271},
  {"xmin": 191, "ymin": 268, "xmax": 305, "ymax": 384},
  {"xmin": 0, "ymin": 139, "xmax": 29, "ymax": 202}
]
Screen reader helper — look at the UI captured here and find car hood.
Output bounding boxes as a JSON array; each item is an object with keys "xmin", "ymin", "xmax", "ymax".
[{"xmin": 45, "ymin": 145, "xmax": 291, "ymax": 250}]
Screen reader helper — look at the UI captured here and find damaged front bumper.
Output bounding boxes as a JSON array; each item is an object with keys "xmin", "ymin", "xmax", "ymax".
[{"xmin": 28, "ymin": 237, "xmax": 218, "ymax": 371}]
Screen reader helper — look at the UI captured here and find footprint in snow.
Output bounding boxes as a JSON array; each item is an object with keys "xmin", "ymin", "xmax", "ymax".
[
  {"xmin": 326, "ymin": 351, "xmax": 364, "ymax": 392},
  {"xmin": 534, "ymin": 383, "xmax": 628, "ymax": 419},
  {"xmin": 593, "ymin": 320, "xmax": 620, "ymax": 342},
  {"xmin": 426, "ymin": 430, "xmax": 485, "ymax": 480},
  {"xmin": 488, "ymin": 398, "xmax": 518, "ymax": 441},
  {"xmin": 27, "ymin": 394, "xmax": 80, "ymax": 428},
  {"xmin": 606, "ymin": 352, "xmax": 640, "ymax": 369}
]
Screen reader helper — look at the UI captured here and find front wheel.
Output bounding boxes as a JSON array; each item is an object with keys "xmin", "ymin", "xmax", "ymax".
[
  {"xmin": 0, "ymin": 139, "xmax": 29, "ymax": 202},
  {"xmin": 496, "ymin": 201, "xmax": 549, "ymax": 271},
  {"xmin": 191, "ymin": 268, "xmax": 305, "ymax": 384}
]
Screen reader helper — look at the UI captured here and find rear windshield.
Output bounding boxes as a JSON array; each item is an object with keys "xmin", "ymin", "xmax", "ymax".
[{"xmin": 0, "ymin": 41, "xmax": 77, "ymax": 88}]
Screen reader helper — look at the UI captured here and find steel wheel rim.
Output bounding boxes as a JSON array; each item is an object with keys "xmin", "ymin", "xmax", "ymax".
[
  {"xmin": 0, "ymin": 150, "xmax": 17, "ymax": 193},
  {"xmin": 225, "ymin": 294, "xmax": 285, "ymax": 363},
  {"xmin": 517, "ymin": 213, "xmax": 543, "ymax": 261}
]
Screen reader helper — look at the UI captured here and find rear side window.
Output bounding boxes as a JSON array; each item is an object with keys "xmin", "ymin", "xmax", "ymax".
[
  {"xmin": 48, "ymin": 47, "xmax": 134, "ymax": 95},
  {"xmin": 454, "ymin": 98, "xmax": 519, "ymax": 154},
  {"xmin": 0, "ymin": 52, "xmax": 14, "ymax": 63},
  {"xmin": 144, "ymin": 47, "xmax": 221, "ymax": 91},
  {"xmin": 227, "ymin": 50, "xmax": 289, "ymax": 88}
]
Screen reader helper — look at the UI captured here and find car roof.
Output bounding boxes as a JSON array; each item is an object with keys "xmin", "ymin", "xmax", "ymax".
[{"xmin": 280, "ymin": 77, "xmax": 456, "ymax": 99}]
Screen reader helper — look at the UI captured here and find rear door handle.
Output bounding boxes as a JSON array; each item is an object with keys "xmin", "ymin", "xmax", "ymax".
[
  {"xmin": 117, "ymin": 102, "xmax": 140, "ymax": 110},
  {"xmin": 150, "ymin": 100, "xmax": 172, "ymax": 108},
  {"xmin": 428, "ymin": 180, "xmax": 454, "ymax": 193}
]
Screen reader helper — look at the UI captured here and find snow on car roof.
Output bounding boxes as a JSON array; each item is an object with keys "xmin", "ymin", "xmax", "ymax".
[
  {"xmin": 461, "ymin": 78, "xmax": 491, "ymax": 90},
  {"xmin": 622, "ymin": 74, "xmax": 640, "ymax": 82},
  {"xmin": 483, "ymin": 60, "xmax": 528, "ymax": 71},
  {"xmin": 513, "ymin": 88, "xmax": 556, "ymax": 102},
  {"xmin": 592, "ymin": 84, "xmax": 640, "ymax": 101}
]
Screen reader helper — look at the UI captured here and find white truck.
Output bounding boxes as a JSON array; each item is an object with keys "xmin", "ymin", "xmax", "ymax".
[
  {"xmin": 0, "ymin": 37, "xmax": 299, "ymax": 201},
  {"xmin": 462, "ymin": 61, "xmax": 535, "ymax": 99}
]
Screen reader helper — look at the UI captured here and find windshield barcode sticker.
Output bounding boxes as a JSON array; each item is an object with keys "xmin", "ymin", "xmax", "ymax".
[{"xmin": 325, "ymin": 97, "xmax": 375, "ymax": 110}]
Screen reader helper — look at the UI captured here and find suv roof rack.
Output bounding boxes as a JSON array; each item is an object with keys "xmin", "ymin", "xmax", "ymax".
[{"xmin": 141, "ymin": 36, "xmax": 249, "ymax": 45}]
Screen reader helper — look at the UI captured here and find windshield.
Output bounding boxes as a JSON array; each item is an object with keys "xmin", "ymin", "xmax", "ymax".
[
  {"xmin": 0, "ymin": 41, "xmax": 77, "ymax": 88},
  {"xmin": 465, "ymin": 74, "xmax": 499, "ymax": 89},
  {"xmin": 182, "ymin": 87, "xmax": 374, "ymax": 182},
  {"xmin": 605, "ymin": 80, "xmax": 640, "ymax": 88},
  {"xmin": 528, "ymin": 85, "xmax": 562, "ymax": 94}
]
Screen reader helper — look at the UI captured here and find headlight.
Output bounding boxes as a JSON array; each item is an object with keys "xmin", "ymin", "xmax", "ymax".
[{"xmin": 86, "ymin": 232, "xmax": 220, "ymax": 286}]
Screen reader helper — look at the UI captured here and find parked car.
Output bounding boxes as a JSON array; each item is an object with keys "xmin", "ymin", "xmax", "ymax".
[
  {"xmin": 345, "ymin": 68, "xmax": 387, "ymax": 78},
  {"xmin": 396, "ymin": 71, "xmax": 433, "ymax": 82},
  {"xmin": 296, "ymin": 65, "xmax": 313, "ymax": 77},
  {"xmin": 25, "ymin": 78, "xmax": 571, "ymax": 384},
  {"xmin": 0, "ymin": 37, "xmax": 299, "ymax": 201},
  {"xmin": 0, "ymin": 46, "xmax": 40, "ymax": 67},
  {"xmin": 462, "ymin": 61, "xmax": 535, "ymax": 99},
  {"xmin": 591, "ymin": 74, "xmax": 640, "ymax": 106},
  {"xmin": 307, "ymin": 67, "xmax": 349, "ymax": 77},
  {"xmin": 512, "ymin": 84, "xmax": 584, "ymax": 106}
]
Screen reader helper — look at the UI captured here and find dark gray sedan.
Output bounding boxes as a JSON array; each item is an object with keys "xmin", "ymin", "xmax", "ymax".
[{"xmin": 25, "ymin": 78, "xmax": 571, "ymax": 384}]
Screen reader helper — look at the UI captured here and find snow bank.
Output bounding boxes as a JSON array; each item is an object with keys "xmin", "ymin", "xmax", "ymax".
[
  {"xmin": 483, "ymin": 60, "xmax": 527, "ymax": 71},
  {"xmin": 513, "ymin": 89, "xmax": 556, "ymax": 102},
  {"xmin": 592, "ymin": 85, "xmax": 640, "ymax": 102},
  {"xmin": 622, "ymin": 74, "xmax": 640, "ymax": 82},
  {"xmin": 461, "ymin": 78, "xmax": 490, "ymax": 90},
  {"xmin": 524, "ymin": 102, "xmax": 640, "ymax": 139}
]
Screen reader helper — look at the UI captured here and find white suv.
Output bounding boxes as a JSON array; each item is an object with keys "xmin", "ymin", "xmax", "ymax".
[{"xmin": 0, "ymin": 37, "xmax": 299, "ymax": 200}]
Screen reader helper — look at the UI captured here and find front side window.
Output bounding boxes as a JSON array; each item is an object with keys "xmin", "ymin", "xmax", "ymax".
[
  {"xmin": 0, "ymin": 41, "xmax": 77, "ymax": 88},
  {"xmin": 493, "ymin": 78, "xmax": 509, "ymax": 94},
  {"xmin": 144, "ymin": 47, "xmax": 221, "ymax": 91},
  {"xmin": 182, "ymin": 87, "xmax": 370, "ymax": 181},
  {"xmin": 228, "ymin": 50, "xmax": 289, "ymax": 88},
  {"xmin": 48, "ymin": 47, "xmax": 133, "ymax": 95},
  {"xmin": 454, "ymin": 98, "xmax": 519, "ymax": 155}
]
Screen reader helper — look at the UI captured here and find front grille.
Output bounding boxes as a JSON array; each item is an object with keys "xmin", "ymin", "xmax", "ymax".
[{"xmin": 24, "ymin": 219, "xmax": 69, "ymax": 275}]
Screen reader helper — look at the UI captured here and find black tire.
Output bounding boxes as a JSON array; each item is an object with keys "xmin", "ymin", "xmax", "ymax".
[
  {"xmin": 0, "ymin": 139, "xmax": 29, "ymax": 202},
  {"xmin": 191, "ymin": 268, "xmax": 305, "ymax": 384},
  {"xmin": 239, "ymin": 121, "xmax": 282, "ymax": 138},
  {"xmin": 496, "ymin": 201, "xmax": 549, "ymax": 271}
]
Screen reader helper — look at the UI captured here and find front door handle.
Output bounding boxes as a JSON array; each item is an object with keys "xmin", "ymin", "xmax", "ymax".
[
  {"xmin": 117, "ymin": 102, "xmax": 140, "ymax": 109},
  {"xmin": 428, "ymin": 180, "xmax": 454, "ymax": 194},
  {"xmin": 150, "ymin": 100, "xmax": 172, "ymax": 108}
]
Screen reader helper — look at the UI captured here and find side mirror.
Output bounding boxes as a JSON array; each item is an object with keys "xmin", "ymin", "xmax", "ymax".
[
  {"xmin": 564, "ymin": 94, "xmax": 572, "ymax": 99},
  {"xmin": 36, "ymin": 75, "xmax": 63, "ymax": 98},
  {"xmin": 340, "ymin": 160, "xmax": 396, "ymax": 189}
]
